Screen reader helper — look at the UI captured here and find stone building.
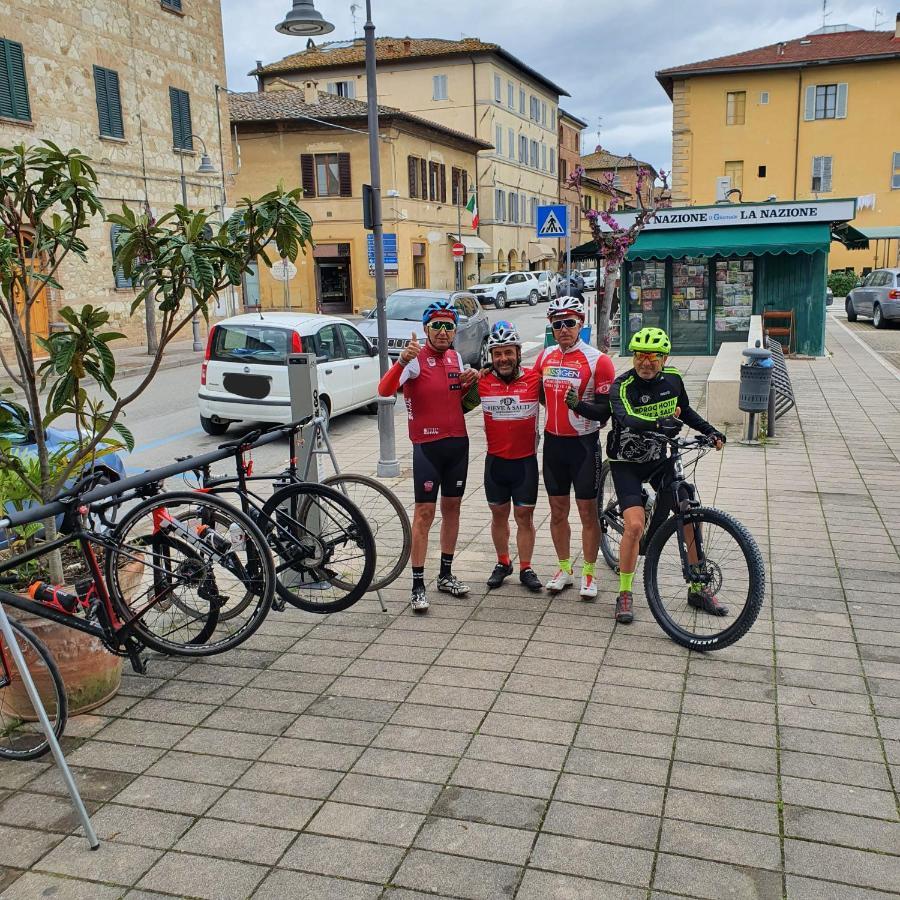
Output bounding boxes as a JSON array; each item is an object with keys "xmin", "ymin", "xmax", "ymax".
[
  {"xmin": 580, "ymin": 146, "xmax": 659, "ymax": 209},
  {"xmin": 0, "ymin": 0, "xmax": 231, "ymax": 350},
  {"xmin": 229, "ymin": 83, "xmax": 491, "ymax": 314},
  {"xmin": 253, "ymin": 36, "xmax": 567, "ymax": 278}
]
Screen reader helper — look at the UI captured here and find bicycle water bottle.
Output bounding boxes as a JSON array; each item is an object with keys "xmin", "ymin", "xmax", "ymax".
[
  {"xmin": 228, "ymin": 522, "xmax": 246, "ymax": 551},
  {"xmin": 27, "ymin": 581, "xmax": 89, "ymax": 614}
]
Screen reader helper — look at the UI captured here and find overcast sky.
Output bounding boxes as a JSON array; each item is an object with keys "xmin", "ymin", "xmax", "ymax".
[{"xmin": 221, "ymin": 0, "xmax": 883, "ymax": 175}]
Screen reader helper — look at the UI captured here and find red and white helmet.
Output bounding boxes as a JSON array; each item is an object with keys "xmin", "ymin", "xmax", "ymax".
[{"xmin": 547, "ymin": 296, "xmax": 585, "ymax": 318}]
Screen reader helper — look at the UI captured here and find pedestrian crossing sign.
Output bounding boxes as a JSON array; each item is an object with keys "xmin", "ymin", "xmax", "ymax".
[{"xmin": 536, "ymin": 204, "xmax": 568, "ymax": 238}]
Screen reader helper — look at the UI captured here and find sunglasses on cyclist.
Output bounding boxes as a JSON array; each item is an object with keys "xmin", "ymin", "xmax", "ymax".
[
  {"xmin": 550, "ymin": 318, "xmax": 580, "ymax": 331},
  {"xmin": 633, "ymin": 351, "xmax": 666, "ymax": 362},
  {"xmin": 426, "ymin": 320, "xmax": 456, "ymax": 332}
]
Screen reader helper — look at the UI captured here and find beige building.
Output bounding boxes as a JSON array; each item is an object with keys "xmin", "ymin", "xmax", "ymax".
[
  {"xmin": 254, "ymin": 37, "xmax": 567, "ymax": 278},
  {"xmin": 558, "ymin": 109, "xmax": 588, "ymax": 250},
  {"xmin": 0, "ymin": 0, "xmax": 230, "ymax": 349},
  {"xmin": 229, "ymin": 84, "xmax": 491, "ymax": 314}
]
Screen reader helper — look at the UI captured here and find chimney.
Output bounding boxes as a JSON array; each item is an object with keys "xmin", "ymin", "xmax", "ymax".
[
  {"xmin": 303, "ymin": 80, "xmax": 319, "ymax": 104},
  {"xmin": 403, "ymin": 38, "xmax": 412, "ymax": 54},
  {"xmin": 895, "ymin": 12, "xmax": 900, "ymax": 38}
]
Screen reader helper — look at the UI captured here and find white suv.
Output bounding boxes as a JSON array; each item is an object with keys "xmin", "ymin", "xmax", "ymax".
[{"xmin": 470, "ymin": 271, "xmax": 540, "ymax": 309}]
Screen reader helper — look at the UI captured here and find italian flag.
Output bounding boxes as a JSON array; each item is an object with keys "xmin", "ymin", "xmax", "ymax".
[{"xmin": 466, "ymin": 192, "xmax": 478, "ymax": 229}]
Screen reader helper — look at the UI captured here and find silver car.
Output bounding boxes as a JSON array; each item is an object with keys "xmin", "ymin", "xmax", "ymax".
[
  {"xmin": 846, "ymin": 268, "xmax": 900, "ymax": 329},
  {"xmin": 356, "ymin": 289, "xmax": 491, "ymax": 367}
]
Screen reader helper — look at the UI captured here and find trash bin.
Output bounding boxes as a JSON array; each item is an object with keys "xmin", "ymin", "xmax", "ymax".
[{"xmin": 739, "ymin": 342, "xmax": 773, "ymax": 413}]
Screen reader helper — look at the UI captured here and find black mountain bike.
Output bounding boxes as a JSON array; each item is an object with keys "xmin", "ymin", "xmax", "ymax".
[{"xmin": 598, "ymin": 434, "xmax": 765, "ymax": 651}]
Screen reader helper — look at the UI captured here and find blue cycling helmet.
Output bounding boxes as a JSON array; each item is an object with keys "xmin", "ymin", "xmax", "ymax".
[{"xmin": 422, "ymin": 299, "xmax": 458, "ymax": 326}]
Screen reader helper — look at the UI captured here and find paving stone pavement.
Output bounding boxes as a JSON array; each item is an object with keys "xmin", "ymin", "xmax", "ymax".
[{"xmin": 1, "ymin": 318, "xmax": 898, "ymax": 899}]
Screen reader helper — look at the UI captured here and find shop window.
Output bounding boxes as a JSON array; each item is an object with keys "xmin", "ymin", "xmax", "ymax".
[
  {"xmin": 672, "ymin": 256, "xmax": 711, "ymax": 353},
  {"xmin": 724, "ymin": 160, "xmax": 743, "ymax": 190},
  {"xmin": 892, "ymin": 152, "xmax": 900, "ymax": 190},
  {"xmin": 725, "ymin": 91, "xmax": 746, "ymax": 125},
  {"xmin": 811, "ymin": 155, "xmax": 832, "ymax": 192},
  {"xmin": 714, "ymin": 258, "xmax": 754, "ymax": 348},
  {"xmin": 627, "ymin": 260, "xmax": 667, "ymax": 336},
  {"xmin": 805, "ymin": 83, "xmax": 847, "ymax": 120}
]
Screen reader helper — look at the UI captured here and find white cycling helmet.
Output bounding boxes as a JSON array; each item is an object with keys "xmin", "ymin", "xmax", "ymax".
[
  {"xmin": 487, "ymin": 320, "xmax": 522, "ymax": 350},
  {"xmin": 547, "ymin": 295, "xmax": 585, "ymax": 318}
]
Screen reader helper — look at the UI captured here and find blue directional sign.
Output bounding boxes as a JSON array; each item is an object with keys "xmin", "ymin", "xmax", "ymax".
[
  {"xmin": 536, "ymin": 204, "xmax": 568, "ymax": 238},
  {"xmin": 367, "ymin": 233, "xmax": 399, "ymax": 275}
]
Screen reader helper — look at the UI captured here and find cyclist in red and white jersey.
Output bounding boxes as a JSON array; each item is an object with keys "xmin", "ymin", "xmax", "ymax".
[
  {"xmin": 477, "ymin": 322, "xmax": 543, "ymax": 593},
  {"xmin": 534, "ymin": 294, "xmax": 616, "ymax": 598},
  {"xmin": 377, "ymin": 300, "xmax": 479, "ymax": 612}
]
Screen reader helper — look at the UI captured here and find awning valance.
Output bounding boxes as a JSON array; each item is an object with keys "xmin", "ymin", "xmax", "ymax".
[
  {"xmin": 448, "ymin": 234, "xmax": 491, "ymax": 255},
  {"xmin": 832, "ymin": 223, "xmax": 869, "ymax": 249},
  {"xmin": 527, "ymin": 241, "xmax": 556, "ymax": 262},
  {"xmin": 626, "ymin": 224, "xmax": 832, "ymax": 261}
]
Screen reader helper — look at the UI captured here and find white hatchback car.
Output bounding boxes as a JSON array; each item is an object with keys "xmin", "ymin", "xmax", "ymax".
[{"xmin": 198, "ymin": 313, "xmax": 380, "ymax": 435}]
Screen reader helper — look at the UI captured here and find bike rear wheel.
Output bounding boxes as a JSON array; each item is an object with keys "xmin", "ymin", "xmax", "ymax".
[
  {"xmin": 0, "ymin": 619, "xmax": 67, "ymax": 760},
  {"xmin": 598, "ymin": 462, "xmax": 624, "ymax": 572},
  {"xmin": 321, "ymin": 474, "xmax": 410, "ymax": 591},
  {"xmin": 643, "ymin": 506, "xmax": 765, "ymax": 651},
  {"xmin": 261, "ymin": 482, "xmax": 376, "ymax": 614},
  {"xmin": 106, "ymin": 492, "xmax": 274, "ymax": 656}
]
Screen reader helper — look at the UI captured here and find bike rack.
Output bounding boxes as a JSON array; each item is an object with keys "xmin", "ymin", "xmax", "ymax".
[
  {"xmin": 0, "ymin": 603, "xmax": 99, "ymax": 849},
  {"xmin": 764, "ymin": 337, "xmax": 796, "ymax": 439}
]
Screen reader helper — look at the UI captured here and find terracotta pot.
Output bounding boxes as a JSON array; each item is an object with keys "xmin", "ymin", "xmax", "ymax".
[{"xmin": 6, "ymin": 558, "xmax": 144, "ymax": 717}]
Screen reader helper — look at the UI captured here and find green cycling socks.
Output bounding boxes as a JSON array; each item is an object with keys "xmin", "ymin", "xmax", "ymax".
[
  {"xmin": 582, "ymin": 562, "xmax": 595, "ymax": 577},
  {"xmin": 619, "ymin": 571, "xmax": 635, "ymax": 592},
  {"xmin": 558, "ymin": 559, "xmax": 573, "ymax": 574}
]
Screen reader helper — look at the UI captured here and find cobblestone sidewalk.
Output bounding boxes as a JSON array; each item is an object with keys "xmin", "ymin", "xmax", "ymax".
[{"xmin": 0, "ymin": 318, "xmax": 897, "ymax": 899}]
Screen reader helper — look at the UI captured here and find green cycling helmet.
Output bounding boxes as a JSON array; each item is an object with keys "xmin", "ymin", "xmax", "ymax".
[{"xmin": 629, "ymin": 327, "xmax": 671, "ymax": 355}]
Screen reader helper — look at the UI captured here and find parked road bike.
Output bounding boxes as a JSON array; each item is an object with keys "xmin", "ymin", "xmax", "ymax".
[
  {"xmin": 173, "ymin": 419, "xmax": 388, "ymax": 614},
  {"xmin": 598, "ymin": 433, "xmax": 765, "ymax": 650},
  {"xmin": 0, "ymin": 461, "xmax": 276, "ymax": 759}
]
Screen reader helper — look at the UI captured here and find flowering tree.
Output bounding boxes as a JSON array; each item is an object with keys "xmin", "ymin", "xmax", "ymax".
[{"xmin": 582, "ymin": 165, "xmax": 670, "ymax": 351}]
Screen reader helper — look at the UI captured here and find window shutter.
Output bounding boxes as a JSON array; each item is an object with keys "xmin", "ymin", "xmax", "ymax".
[
  {"xmin": 301, "ymin": 154, "xmax": 316, "ymax": 197},
  {"xmin": 420, "ymin": 159, "xmax": 427, "ymax": 199},
  {"xmin": 179, "ymin": 91, "xmax": 192, "ymax": 150},
  {"xmin": 408, "ymin": 156, "xmax": 417, "ymax": 198},
  {"xmin": 462, "ymin": 170, "xmax": 468, "ymax": 202},
  {"xmin": 439, "ymin": 164, "xmax": 446, "ymax": 203},
  {"xmin": 337, "ymin": 152, "xmax": 352, "ymax": 197},
  {"xmin": 106, "ymin": 70, "xmax": 123, "ymax": 138},
  {"xmin": 94, "ymin": 66, "xmax": 110, "ymax": 136},
  {"xmin": 0, "ymin": 39, "xmax": 31, "ymax": 121},
  {"xmin": 110, "ymin": 225, "xmax": 133, "ymax": 289},
  {"xmin": 169, "ymin": 87, "xmax": 181, "ymax": 147},
  {"xmin": 822, "ymin": 156, "xmax": 832, "ymax": 191},
  {"xmin": 893, "ymin": 152, "xmax": 900, "ymax": 190},
  {"xmin": 836, "ymin": 83, "xmax": 848, "ymax": 119},
  {"xmin": 803, "ymin": 85, "xmax": 815, "ymax": 121}
]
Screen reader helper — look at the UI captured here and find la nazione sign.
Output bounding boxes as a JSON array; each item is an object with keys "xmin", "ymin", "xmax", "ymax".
[{"xmin": 604, "ymin": 199, "xmax": 857, "ymax": 232}]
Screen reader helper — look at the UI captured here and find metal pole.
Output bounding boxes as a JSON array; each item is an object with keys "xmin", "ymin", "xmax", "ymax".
[
  {"xmin": 281, "ymin": 260, "xmax": 291, "ymax": 310},
  {"xmin": 0, "ymin": 605, "xmax": 98, "ymax": 849},
  {"xmin": 365, "ymin": 0, "xmax": 399, "ymax": 478},
  {"xmin": 179, "ymin": 150, "xmax": 204, "ymax": 352},
  {"xmin": 456, "ymin": 191, "xmax": 463, "ymax": 291},
  {"xmin": 565, "ymin": 210, "xmax": 571, "ymax": 285},
  {"xmin": 767, "ymin": 379, "xmax": 776, "ymax": 439}
]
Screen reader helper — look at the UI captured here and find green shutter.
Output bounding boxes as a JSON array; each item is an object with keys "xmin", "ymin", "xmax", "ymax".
[
  {"xmin": 0, "ymin": 39, "xmax": 31, "ymax": 122},
  {"xmin": 105, "ymin": 69, "xmax": 123, "ymax": 138},
  {"xmin": 110, "ymin": 225, "xmax": 133, "ymax": 289},
  {"xmin": 169, "ymin": 86, "xmax": 192, "ymax": 149},
  {"xmin": 94, "ymin": 66, "xmax": 110, "ymax": 135}
]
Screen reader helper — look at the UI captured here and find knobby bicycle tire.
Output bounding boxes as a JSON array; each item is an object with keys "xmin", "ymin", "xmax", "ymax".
[
  {"xmin": 321, "ymin": 474, "xmax": 411, "ymax": 591},
  {"xmin": 643, "ymin": 506, "xmax": 765, "ymax": 651},
  {"xmin": 0, "ymin": 619, "xmax": 67, "ymax": 760},
  {"xmin": 105, "ymin": 491, "xmax": 275, "ymax": 656},
  {"xmin": 260, "ymin": 481, "xmax": 376, "ymax": 614},
  {"xmin": 597, "ymin": 462, "xmax": 624, "ymax": 571}
]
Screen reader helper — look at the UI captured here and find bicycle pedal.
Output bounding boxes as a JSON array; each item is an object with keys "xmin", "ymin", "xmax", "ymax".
[
  {"xmin": 125, "ymin": 641, "xmax": 148, "ymax": 675},
  {"xmin": 271, "ymin": 596, "xmax": 286, "ymax": 613}
]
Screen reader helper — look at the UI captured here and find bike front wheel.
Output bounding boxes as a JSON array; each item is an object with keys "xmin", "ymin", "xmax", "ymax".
[
  {"xmin": 261, "ymin": 482, "xmax": 376, "ymax": 614},
  {"xmin": 598, "ymin": 462, "xmax": 623, "ymax": 572},
  {"xmin": 643, "ymin": 506, "xmax": 765, "ymax": 651},
  {"xmin": 321, "ymin": 474, "xmax": 411, "ymax": 591},
  {"xmin": 0, "ymin": 619, "xmax": 67, "ymax": 760},
  {"xmin": 106, "ymin": 492, "xmax": 275, "ymax": 656}
]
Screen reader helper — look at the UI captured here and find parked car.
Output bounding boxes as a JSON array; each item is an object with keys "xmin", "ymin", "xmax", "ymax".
[
  {"xmin": 469, "ymin": 271, "xmax": 540, "ymax": 309},
  {"xmin": 197, "ymin": 313, "xmax": 380, "ymax": 435},
  {"xmin": 845, "ymin": 268, "xmax": 900, "ymax": 329},
  {"xmin": 534, "ymin": 271, "xmax": 557, "ymax": 301},
  {"xmin": 579, "ymin": 268, "xmax": 598, "ymax": 291},
  {"xmin": 357, "ymin": 289, "xmax": 490, "ymax": 368}
]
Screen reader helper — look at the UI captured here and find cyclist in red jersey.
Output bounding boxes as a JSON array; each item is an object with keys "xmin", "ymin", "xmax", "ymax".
[
  {"xmin": 377, "ymin": 300, "xmax": 479, "ymax": 612},
  {"xmin": 477, "ymin": 322, "xmax": 543, "ymax": 593},
  {"xmin": 534, "ymin": 295, "xmax": 616, "ymax": 598}
]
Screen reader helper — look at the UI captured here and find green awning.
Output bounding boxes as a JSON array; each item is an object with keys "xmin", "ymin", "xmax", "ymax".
[
  {"xmin": 832, "ymin": 223, "xmax": 869, "ymax": 249},
  {"xmin": 859, "ymin": 226, "xmax": 900, "ymax": 240},
  {"xmin": 626, "ymin": 224, "xmax": 832, "ymax": 261}
]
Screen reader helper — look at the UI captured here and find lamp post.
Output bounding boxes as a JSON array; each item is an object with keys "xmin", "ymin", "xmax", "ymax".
[
  {"xmin": 178, "ymin": 134, "xmax": 217, "ymax": 351},
  {"xmin": 276, "ymin": 0, "xmax": 399, "ymax": 478}
]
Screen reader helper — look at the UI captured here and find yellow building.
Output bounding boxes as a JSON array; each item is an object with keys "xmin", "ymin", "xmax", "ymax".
[
  {"xmin": 229, "ymin": 83, "xmax": 491, "ymax": 313},
  {"xmin": 657, "ymin": 18, "xmax": 900, "ymax": 272},
  {"xmin": 254, "ymin": 37, "xmax": 567, "ymax": 277},
  {"xmin": 0, "ymin": 0, "xmax": 230, "ymax": 348}
]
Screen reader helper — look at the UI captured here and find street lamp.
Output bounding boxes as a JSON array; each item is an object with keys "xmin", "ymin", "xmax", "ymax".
[
  {"xmin": 275, "ymin": 0, "xmax": 399, "ymax": 478},
  {"xmin": 178, "ymin": 134, "xmax": 217, "ymax": 351}
]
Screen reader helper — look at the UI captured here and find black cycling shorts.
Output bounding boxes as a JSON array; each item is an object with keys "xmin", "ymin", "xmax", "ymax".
[
  {"xmin": 413, "ymin": 437, "xmax": 469, "ymax": 503},
  {"xmin": 609, "ymin": 459, "xmax": 674, "ymax": 512},
  {"xmin": 484, "ymin": 454, "xmax": 539, "ymax": 507},
  {"xmin": 542, "ymin": 431, "xmax": 600, "ymax": 500}
]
